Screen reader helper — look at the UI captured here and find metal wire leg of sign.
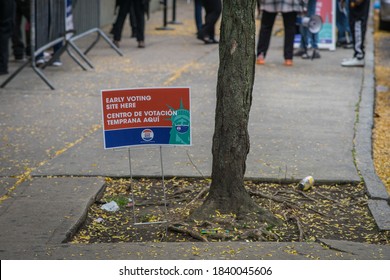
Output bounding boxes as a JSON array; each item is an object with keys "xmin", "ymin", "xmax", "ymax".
[{"xmin": 128, "ymin": 147, "xmax": 168, "ymax": 236}]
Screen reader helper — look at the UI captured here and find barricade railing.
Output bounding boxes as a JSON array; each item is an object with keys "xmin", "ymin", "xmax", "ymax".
[
  {"xmin": 1, "ymin": 0, "xmax": 122, "ymax": 90},
  {"xmin": 156, "ymin": 0, "xmax": 182, "ymax": 30},
  {"xmin": 1, "ymin": 0, "xmax": 68, "ymax": 89},
  {"xmin": 69, "ymin": 0, "xmax": 123, "ymax": 68}
]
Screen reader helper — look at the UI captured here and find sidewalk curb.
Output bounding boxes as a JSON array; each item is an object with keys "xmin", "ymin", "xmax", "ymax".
[{"xmin": 354, "ymin": 18, "xmax": 390, "ymax": 230}]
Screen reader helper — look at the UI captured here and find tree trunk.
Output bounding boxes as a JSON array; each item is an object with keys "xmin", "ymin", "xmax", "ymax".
[{"xmin": 191, "ymin": 0, "xmax": 279, "ymax": 225}]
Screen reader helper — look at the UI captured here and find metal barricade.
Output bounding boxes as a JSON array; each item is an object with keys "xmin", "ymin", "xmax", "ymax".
[
  {"xmin": 1, "ymin": 0, "xmax": 122, "ymax": 90},
  {"xmin": 1, "ymin": 0, "xmax": 67, "ymax": 89},
  {"xmin": 69, "ymin": 0, "xmax": 122, "ymax": 68}
]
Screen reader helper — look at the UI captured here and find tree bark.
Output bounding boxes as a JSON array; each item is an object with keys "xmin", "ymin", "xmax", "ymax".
[{"xmin": 191, "ymin": 0, "xmax": 279, "ymax": 225}]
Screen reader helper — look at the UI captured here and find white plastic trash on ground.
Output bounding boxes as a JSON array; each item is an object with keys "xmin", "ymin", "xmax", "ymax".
[{"xmin": 100, "ymin": 201, "xmax": 120, "ymax": 212}]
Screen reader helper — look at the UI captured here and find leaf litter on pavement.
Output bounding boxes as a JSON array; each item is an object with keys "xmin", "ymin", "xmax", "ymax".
[{"xmin": 70, "ymin": 177, "xmax": 389, "ymax": 245}]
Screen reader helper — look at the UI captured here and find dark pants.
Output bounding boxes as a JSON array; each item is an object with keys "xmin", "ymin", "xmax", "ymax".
[
  {"xmin": 257, "ymin": 11, "xmax": 297, "ymax": 60},
  {"xmin": 0, "ymin": 0, "xmax": 15, "ymax": 73},
  {"xmin": 113, "ymin": 0, "xmax": 145, "ymax": 42},
  {"xmin": 349, "ymin": 0, "xmax": 370, "ymax": 59},
  {"xmin": 198, "ymin": 0, "xmax": 221, "ymax": 40},
  {"xmin": 12, "ymin": 0, "xmax": 31, "ymax": 59}
]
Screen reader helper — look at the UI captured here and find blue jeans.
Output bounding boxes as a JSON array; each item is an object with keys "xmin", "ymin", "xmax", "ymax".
[
  {"xmin": 194, "ymin": 0, "xmax": 202, "ymax": 33},
  {"xmin": 336, "ymin": 0, "xmax": 351, "ymax": 43},
  {"xmin": 299, "ymin": 0, "xmax": 319, "ymax": 49}
]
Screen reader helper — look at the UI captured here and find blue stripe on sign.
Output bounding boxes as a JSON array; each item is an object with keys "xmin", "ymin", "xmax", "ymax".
[{"xmin": 104, "ymin": 127, "xmax": 171, "ymax": 149}]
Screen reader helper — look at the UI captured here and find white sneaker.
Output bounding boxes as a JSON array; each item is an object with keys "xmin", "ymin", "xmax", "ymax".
[
  {"xmin": 36, "ymin": 58, "xmax": 45, "ymax": 66},
  {"xmin": 341, "ymin": 57, "xmax": 365, "ymax": 67},
  {"xmin": 52, "ymin": 60, "xmax": 62, "ymax": 67}
]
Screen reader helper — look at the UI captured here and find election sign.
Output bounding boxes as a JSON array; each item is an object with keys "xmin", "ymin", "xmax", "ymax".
[{"xmin": 101, "ymin": 87, "xmax": 191, "ymax": 149}]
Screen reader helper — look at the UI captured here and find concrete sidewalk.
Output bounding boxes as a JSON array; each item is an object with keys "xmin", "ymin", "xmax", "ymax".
[{"xmin": 0, "ymin": 1, "xmax": 389, "ymax": 259}]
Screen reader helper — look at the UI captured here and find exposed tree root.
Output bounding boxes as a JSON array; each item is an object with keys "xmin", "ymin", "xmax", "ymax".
[
  {"xmin": 241, "ymin": 226, "xmax": 279, "ymax": 241},
  {"xmin": 249, "ymin": 189, "xmax": 330, "ymax": 218},
  {"xmin": 185, "ymin": 186, "xmax": 210, "ymax": 209},
  {"xmin": 168, "ymin": 224, "xmax": 208, "ymax": 242},
  {"xmin": 290, "ymin": 215, "xmax": 305, "ymax": 242}
]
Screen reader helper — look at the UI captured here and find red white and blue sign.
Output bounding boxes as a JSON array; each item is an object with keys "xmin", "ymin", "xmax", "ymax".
[{"xmin": 101, "ymin": 87, "xmax": 191, "ymax": 149}]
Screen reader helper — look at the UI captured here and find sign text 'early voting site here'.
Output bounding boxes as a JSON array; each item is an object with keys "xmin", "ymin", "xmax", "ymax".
[{"xmin": 101, "ymin": 87, "xmax": 191, "ymax": 149}]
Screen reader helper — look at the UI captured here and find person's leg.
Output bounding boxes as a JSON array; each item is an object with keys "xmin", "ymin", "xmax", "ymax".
[
  {"xmin": 341, "ymin": 0, "xmax": 369, "ymax": 66},
  {"xmin": 112, "ymin": 0, "xmax": 131, "ymax": 44},
  {"xmin": 256, "ymin": 11, "xmax": 277, "ymax": 58},
  {"xmin": 209, "ymin": 0, "xmax": 221, "ymax": 41},
  {"xmin": 194, "ymin": 0, "xmax": 203, "ymax": 33},
  {"xmin": 21, "ymin": 2, "xmax": 31, "ymax": 57},
  {"xmin": 350, "ymin": 0, "xmax": 370, "ymax": 60},
  {"xmin": 336, "ymin": 0, "xmax": 347, "ymax": 44},
  {"xmin": 0, "ymin": 0, "xmax": 15, "ymax": 74},
  {"xmin": 307, "ymin": 0, "xmax": 319, "ymax": 49},
  {"xmin": 51, "ymin": 41, "xmax": 63, "ymax": 66},
  {"xmin": 198, "ymin": 0, "xmax": 221, "ymax": 42},
  {"xmin": 12, "ymin": 1, "xmax": 25, "ymax": 60},
  {"xmin": 282, "ymin": 11, "xmax": 297, "ymax": 60},
  {"xmin": 129, "ymin": 0, "xmax": 137, "ymax": 38},
  {"xmin": 133, "ymin": 0, "xmax": 145, "ymax": 47}
]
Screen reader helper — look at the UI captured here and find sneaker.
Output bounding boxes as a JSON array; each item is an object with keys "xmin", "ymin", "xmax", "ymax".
[
  {"xmin": 52, "ymin": 60, "xmax": 62, "ymax": 67},
  {"xmin": 294, "ymin": 48, "xmax": 306, "ymax": 57},
  {"xmin": 36, "ymin": 58, "xmax": 45, "ymax": 66},
  {"xmin": 256, "ymin": 54, "xmax": 265, "ymax": 65},
  {"xmin": 341, "ymin": 57, "xmax": 365, "ymax": 67},
  {"xmin": 284, "ymin": 59, "xmax": 293, "ymax": 66},
  {"xmin": 138, "ymin": 41, "xmax": 145, "ymax": 48},
  {"xmin": 301, "ymin": 52, "xmax": 310, "ymax": 59}
]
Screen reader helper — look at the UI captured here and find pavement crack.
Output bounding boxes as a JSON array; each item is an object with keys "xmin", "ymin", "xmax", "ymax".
[{"xmin": 351, "ymin": 68, "xmax": 365, "ymax": 183}]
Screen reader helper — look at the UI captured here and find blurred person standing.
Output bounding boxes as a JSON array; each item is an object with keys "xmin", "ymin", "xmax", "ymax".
[
  {"xmin": 0, "ymin": 0, "xmax": 15, "ymax": 75},
  {"xmin": 197, "ymin": 0, "xmax": 221, "ymax": 44},
  {"xmin": 194, "ymin": 0, "xmax": 203, "ymax": 33},
  {"xmin": 294, "ymin": 0, "xmax": 320, "ymax": 59},
  {"xmin": 336, "ymin": 0, "xmax": 352, "ymax": 48},
  {"xmin": 341, "ymin": 0, "xmax": 370, "ymax": 67},
  {"xmin": 256, "ymin": 0, "xmax": 307, "ymax": 66},
  {"xmin": 12, "ymin": 0, "xmax": 31, "ymax": 61},
  {"xmin": 112, "ymin": 0, "xmax": 147, "ymax": 48}
]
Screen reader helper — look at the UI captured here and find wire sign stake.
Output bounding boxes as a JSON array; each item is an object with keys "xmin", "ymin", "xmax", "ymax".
[{"xmin": 128, "ymin": 147, "xmax": 168, "ymax": 227}]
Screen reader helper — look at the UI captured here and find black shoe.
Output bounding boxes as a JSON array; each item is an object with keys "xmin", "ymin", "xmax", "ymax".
[
  {"xmin": 294, "ymin": 48, "xmax": 306, "ymax": 57},
  {"xmin": 0, "ymin": 70, "xmax": 8, "ymax": 75},
  {"xmin": 199, "ymin": 36, "xmax": 218, "ymax": 44},
  {"xmin": 312, "ymin": 49, "xmax": 321, "ymax": 59},
  {"xmin": 196, "ymin": 34, "xmax": 206, "ymax": 42},
  {"xmin": 197, "ymin": 32, "xmax": 212, "ymax": 44},
  {"xmin": 138, "ymin": 41, "xmax": 145, "ymax": 48},
  {"xmin": 113, "ymin": 40, "xmax": 120, "ymax": 48}
]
